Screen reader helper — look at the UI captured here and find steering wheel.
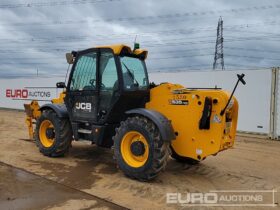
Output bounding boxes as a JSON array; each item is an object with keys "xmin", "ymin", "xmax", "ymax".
[
  {"xmin": 89, "ymin": 79, "xmax": 106, "ymax": 89},
  {"xmin": 89, "ymin": 79, "xmax": 96, "ymax": 88},
  {"xmin": 100, "ymin": 83, "xmax": 106, "ymax": 89}
]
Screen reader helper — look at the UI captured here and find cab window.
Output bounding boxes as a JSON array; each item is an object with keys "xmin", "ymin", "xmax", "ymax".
[
  {"xmin": 99, "ymin": 52, "xmax": 118, "ymax": 90},
  {"xmin": 120, "ymin": 56, "xmax": 148, "ymax": 90},
  {"xmin": 70, "ymin": 52, "xmax": 97, "ymax": 91}
]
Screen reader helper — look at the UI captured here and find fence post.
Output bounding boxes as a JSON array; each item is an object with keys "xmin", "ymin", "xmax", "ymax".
[{"xmin": 269, "ymin": 67, "xmax": 279, "ymax": 140}]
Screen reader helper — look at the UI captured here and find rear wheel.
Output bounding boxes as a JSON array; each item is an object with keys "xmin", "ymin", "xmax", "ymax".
[
  {"xmin": 35, "ymin": 110, "xmax": 72, "ymax": 157},
  {"xmin": 113, "ymin": 116, "xmax": 170, "ymax": 181}
]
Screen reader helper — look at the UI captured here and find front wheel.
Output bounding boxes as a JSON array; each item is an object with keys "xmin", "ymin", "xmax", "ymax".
[
  {"xmin": 35, "ymin": 110, "xmax": 73, "ymax": 157},
  {"xmin": 113, "ymin": 116, "xmax": 170, "ymax": 181}
]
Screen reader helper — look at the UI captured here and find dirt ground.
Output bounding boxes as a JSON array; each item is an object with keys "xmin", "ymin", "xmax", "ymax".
[
  {"xmin": 0, "ymin": 162, "xmax": 124, "ymax": 210},
  {"xmin": 0, "ymin": 109, "xmax": 279, "ymax": 210}
]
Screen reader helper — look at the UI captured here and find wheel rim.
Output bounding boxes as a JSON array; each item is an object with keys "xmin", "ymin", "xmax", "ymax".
[
  {"xmin": 120, "ymin": 131, "xmax": 149, "ymax": 168},
  {"xmin": 39, "ymin": 120, "xmax": 55, "ymax": 148}
]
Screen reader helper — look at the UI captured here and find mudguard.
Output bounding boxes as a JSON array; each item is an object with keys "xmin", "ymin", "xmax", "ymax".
[
  {"xmin": 40, "ymin": 103, "xmax": 68, "ymax": 118},
  {"xmin": 126, "ymin": 108, "xmax": 175, "ymax": 142}
]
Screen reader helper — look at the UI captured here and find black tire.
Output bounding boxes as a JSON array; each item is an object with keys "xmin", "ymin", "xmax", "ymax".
[
  {"xmin": 113, "ymin": 116, "xmax": 170, "ymax": 181},
  {"xmin": 35, "ymin": 109, "xmax": 72, "ymax": 157},
  {"xmin": 170, "ymin": 147, "xmax": 200, "ymax": 165}
]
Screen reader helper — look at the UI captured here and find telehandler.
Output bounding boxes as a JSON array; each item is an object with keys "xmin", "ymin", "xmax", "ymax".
[{"xmin": 24, "ymin": 44, "xmax": 245, "ymax": 181}]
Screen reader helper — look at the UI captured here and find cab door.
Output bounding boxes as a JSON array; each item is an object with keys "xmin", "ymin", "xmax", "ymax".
[
  {"xmin": 97, "ymin": 49, "xmax": 120, "ymax": 124},
  {"xmin": 65, "ymin": 49, "xmax": 99, "ymax": 122}
]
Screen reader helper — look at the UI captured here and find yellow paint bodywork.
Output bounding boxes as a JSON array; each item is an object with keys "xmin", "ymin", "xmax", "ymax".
[
  {"xmin": 133, "ymin": 48, "xmax": 148, "ymax": 59},
  {"xmin": 24, "ymin": 101, "xmax": 41, "ymax": 139},
  {"xmin": 51, "ymin": 92, "xmax": 66, "ymax": 104},
  {"xmin": 146, "ymin": 83, "xmax": 239, "ymax": 160},
  {"xmin": 96, "ymin": 44, "xmax": 148, "ymax": 59}
]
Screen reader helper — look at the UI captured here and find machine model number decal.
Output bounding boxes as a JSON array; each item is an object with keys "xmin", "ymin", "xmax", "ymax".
[
  {"xmin": 75, "ymin": 102, "xmax": 92, "ymax": 111},
  {"xmin": 173, "ymin": 95, "xmax": 187, "ymax": 100},
  {"xmin": 169, "ymin": 99, "xmax": 189, "ymax": 105}
]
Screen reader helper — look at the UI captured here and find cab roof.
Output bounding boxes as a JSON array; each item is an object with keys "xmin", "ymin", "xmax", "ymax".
[{"xmin": 95, "ymin": 44, "xmax": 148, "ymax": 59}]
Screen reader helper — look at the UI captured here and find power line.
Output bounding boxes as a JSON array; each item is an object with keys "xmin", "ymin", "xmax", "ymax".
[
  {"xmin": 2, "ymin": 22, "xmax": 280, "ymax": 51},
  {"xmin": 0, "ymin": 0, "xmax": 121, "ymax": 8},
  {"xmin": 225, "ymin": 63, "xmax": 272, "ymax": 69},
  {"xmin": 112, "ymin": 66, "xmax": 272, "ymax": 72},
  {"xmin": 2, "ymin": 52, "xmax": 280, "ymax": 63},
  {"xmin": 4, "ymin": 35, "xmax": 280, "ymax": 50},
  {"xmin": 224, "ymin": 28, "xmax": 280, "ymax": 37},
  {"xmin": 2, "ymin": 52, "xmax": 214, "ymax": 61},
  {"xmin": 225, "ymin": 47, "xmax": 280, "ymax": 54},
  {"xmin": 2, "ymin": 37, "xmax": 280, "ymax": 51},
  {"xmin": 0, "ymin": 34, "xmax": 217, "ymax": 44},
  {"xmin": 1, "ymin": 4, "xmax": 280, "ymax": 25},
  {"xmin": 226, "ymin": 54, "xmax": 280, "ymax": 61},
  {"xmin": 2, "ymin": 18, "xmax": 279, "ymax": 28},
  {"xmin": 150, "ymin": 53, "xmax": 213, "ymax": 60},
  {"xmin": 1, "ymin": 32, "xmax": 280, "ymax": 45},
  {"xmin": 10, "ymin": 46, "xmax": 280, "ymax": 54},
  {"xmin": 2, "ymin": 19, "xmax": 279, "ymax": 45}
]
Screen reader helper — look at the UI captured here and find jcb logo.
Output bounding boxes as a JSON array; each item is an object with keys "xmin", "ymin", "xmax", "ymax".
[{"xmin": 76, "ymin": 102, "xmax": 92, "ymax": 111}]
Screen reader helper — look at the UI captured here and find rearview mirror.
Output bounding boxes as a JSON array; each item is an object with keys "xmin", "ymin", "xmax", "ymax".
[
  {"xmin": 66, "ymin": 53, "xmax": 74, "ymax": 64},
  {"xmin": 56, "ymin": 82, "xmax": 66, "ymax": 88}
]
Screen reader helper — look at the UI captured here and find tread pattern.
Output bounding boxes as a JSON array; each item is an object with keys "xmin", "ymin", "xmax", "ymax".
[
  {"xmin": 35, "ymin": 109, "xmax": 72, "ymax": 157},
  {"xmin": 113, "ymin": 116, "xmax": 170, "ymax": 181}
]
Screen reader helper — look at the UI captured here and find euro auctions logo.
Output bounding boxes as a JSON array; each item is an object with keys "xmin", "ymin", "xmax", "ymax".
[
  {"xmin": 6, "ymin": 89, "xmax": 51, "ymax": 99},
  {"xmin": 166, "ymin": 190, "xmax": 277, "ymax": 207}
]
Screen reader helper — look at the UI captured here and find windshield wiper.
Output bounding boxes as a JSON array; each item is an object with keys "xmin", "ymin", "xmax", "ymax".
[{"xmin": 122, "ymin": 62, "xmax": 139, "ymax": 86}]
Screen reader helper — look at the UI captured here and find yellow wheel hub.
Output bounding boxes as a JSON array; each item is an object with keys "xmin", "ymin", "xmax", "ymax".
[
  {"xmin": 39, "ymin": 120, "xmax": 55, "ymax": 148},
  {"xmin": 120, "ymin": 131, "xmax": 149, "ymax": 168}
]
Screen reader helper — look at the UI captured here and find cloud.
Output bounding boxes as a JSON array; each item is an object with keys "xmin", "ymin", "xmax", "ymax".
[{"xmin": 0, "ymin": 0, "xmax": 279, "ymax": 78}]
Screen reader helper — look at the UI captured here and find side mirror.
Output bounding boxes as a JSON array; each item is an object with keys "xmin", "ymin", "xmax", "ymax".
[
  {"xmin": 66, "ymin": 53, "xmax": 74, "ymax": 64},
  {"xmin": 56, "ymin": 82, "xmax": 66, "ymax": 88}
]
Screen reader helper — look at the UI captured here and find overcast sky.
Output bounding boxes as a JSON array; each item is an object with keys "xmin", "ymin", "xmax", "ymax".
[{"xmin": 0, "ymin": 0, "xmax": 280, "ymax": 78}]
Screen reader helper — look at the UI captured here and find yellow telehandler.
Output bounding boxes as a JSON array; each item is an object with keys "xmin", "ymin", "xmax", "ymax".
[{"xmin": 24, "ymin": 44, "xmax": 245, "ymax": 181}]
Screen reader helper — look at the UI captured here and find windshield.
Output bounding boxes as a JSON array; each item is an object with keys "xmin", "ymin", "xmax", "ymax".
[{"xmin": 120, "ymin": 56, "xmax": 149, "ymax": 90}]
